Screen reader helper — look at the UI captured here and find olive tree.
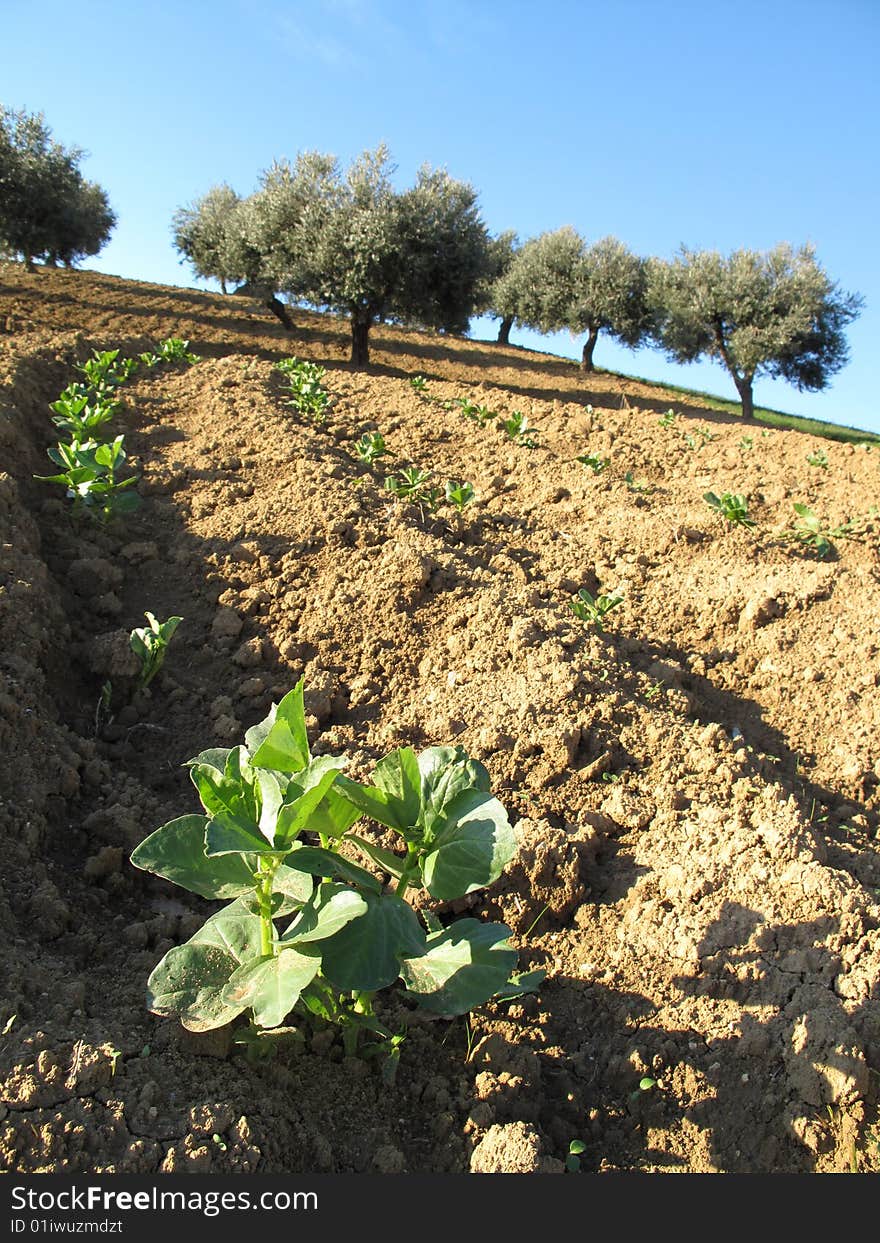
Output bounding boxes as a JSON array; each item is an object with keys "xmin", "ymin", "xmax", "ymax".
[
  {"xmin": 493, "ymin": 227, "xmax": 651, "ymax": 370},
  {"xmin": 171, "ymin": 183, "xmax": 244, "ymax": 294},
  {"xmin": 251, "ymin": 144, "xmax": 490, "ymax": 366},
  {"xmin": 648, "ymin": 244, "xmax": 863, "ymax": 420},
  {"xmin": 0, "ymin": 106, "xmax": 115, "ymax": 270}
]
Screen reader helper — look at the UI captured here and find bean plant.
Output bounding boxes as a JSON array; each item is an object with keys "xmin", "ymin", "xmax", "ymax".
[
  {"xmin": 445, "ymin": 480, "xmax": 475, "ymax": 514},
  {"xmin": 703, "ymin": 490, "xmax": 755, "ymax": 528},
  {"xmin": 275, "ymin": 358, "xmax": 330, "ymax": 423},
  {"xmin": 36, "ymin": 435, "xmax": 140, "ymax": 522},
  {"xmin": 806, "ymin": 447, "xmax": 829, "ymax": 469},
  {"xmin": 50, "ymin": 390, "xmax": 119, "ymax": 439},
  {"xmin": 456, "ymin": 396, "xmax": 495, "ymax": 426},
  {"xmin": 576, "ymin": 452, "xmax": 609, "ymax": 474},
  {"xmin": 783, "ymin": 504, "xmax": 856, "ymax": 559},
  {"xmin": 354, "ymin": 431, "xmax": 387, "ymax": 464},
  {"xmin": 569, "ymin": 586, "xmax": 623, "ymax": 630},
  {"xmin": 131, "ymin": 681, "xmax": 539, "ymax": 1074},
  {"xmin": 501, "ymin": 411, "xmax": 536, "ymax": 448},
  {"xmin": 130, "ymin": 612, "xmax": 183, "ymax": 688}
]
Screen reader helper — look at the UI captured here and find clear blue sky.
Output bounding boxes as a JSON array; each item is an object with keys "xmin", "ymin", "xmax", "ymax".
[{"xmin": 3, "ymin": 0, "xmax": 878, "ymax": 432}]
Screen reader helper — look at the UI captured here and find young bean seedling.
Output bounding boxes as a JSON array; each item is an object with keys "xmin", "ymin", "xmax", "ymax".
[
  {"xmin": 409, "ymin": 375, "xmax": 429, "ymax": 395},
  {"xmin": 155, "ymin": 337, "xmax": 201, "ymax": 365},
  {"xmin": 445, "ymin": 480, "xmax": 475, "ymax": 514},
  {"xmin": 624, "ymin": 471, "xmax": 654, "ymax": 494},
  {"xmin": 354, "ymin": 431, "xmax": 387, "ymax": 465},
  {"xmin": 658, "ymin": 409, "xmax": 677, "ymax": 429},
  {"xmin": 576, "ymin": 452, "xmax": 609, "ymax": 474},
  {"xmin": 783, "ymin": 504, "xmax": 858, "ymax": 559},
  {"xmin": 456, "ymin": 396, "xmax": 495, "ymax": 426},
  {"xmin": 806, "ymin": 447, "xmax": 829, "ymax": 469},
  {"xmin": 703, "ymin": 491, "xmax": 756, "ymax": 528},
  {"xmin": 501, "ymin": 411, "xmax": 537, "ymax": 448},
  {"xmin": 130, "ymin": 612, "xmax": 183, "ymax": 689},
  {"xmin": 130, "ymin": 679, "xmax": 542, "ymax": 1075},
  {"xmin": 275, "ymin": 358, "xmax": 330, "ymax": 424},
  {"xmin": 569, "ymin": 586, "xmax": 624, "ymax": 630},
  {"xmin": 35, "ymin": 435, "xmax": 140, "ymax": 522}
]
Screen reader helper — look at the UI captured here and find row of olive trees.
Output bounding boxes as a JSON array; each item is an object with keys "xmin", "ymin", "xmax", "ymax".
[
  {"xmin": 0, "ymin": 106, "xmax": 116, "ymax": 270},
  {"xmin": 175, "ymin": 145, "xmax": 862, "ymax": 419},
  {"xmin": 487, "ymin": 228, "xmax": 864, "ymax": 421}
]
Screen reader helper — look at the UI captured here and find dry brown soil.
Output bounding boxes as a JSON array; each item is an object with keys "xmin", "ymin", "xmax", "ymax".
[{"xmin": 1, "ymin": 265, "xmax": 879, "ymax": 1175}]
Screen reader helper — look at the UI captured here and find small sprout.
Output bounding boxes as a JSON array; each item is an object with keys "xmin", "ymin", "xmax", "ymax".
[
  {"xmin": 156, "ymin": 337, "xmax": 200, "ymax": 365},
  {"xmin": 566, "ymin": 1139, "xmax": 586, "ymax": 1173},
  {"xmin": 354, "ymin": 431, "xmax": 387, "ymax": 464},
  {"xmin": 500, "ymin": 410, "xmax": 536, "ymax": 447},
  {"xmin": 130, "ymin": 612, "xmax": 183, "ymax": 688},
  {"xmin": 2, "ymin": 1014, "xmax": 17, "ymax": 1036},
  {"xmin": 783, "ymin": 503, "xmax": 859, "ymax": 558},
  {"xmin": 806, "ymin": 447, "xmax": 829, "ymax": 469},
  {"xmin": 703, "ymin": 491, "xmax": 756, "ymax": 528},
  {"xmin": 35, "ymin": 434, "xmax": 141, "ymax": 522},
  {"xmin": 639, "ymin": 1077, "xmax": 657, "ymax": 1091},
  {"xmin": 739, "ymin": 436, "xmax": 754, "ymax": 451},
  {"xmin": 576, "ymin": 452, "xmax": 609, "ymax": 474},
  {"xmin": 658, "ymin": 409, "xmax": 677, "ymax": 429},
  {"xmin": 456, "ymin": 396, "xmax": 495, "ymax": 426},
  {"xmin": 644, "ymin": 682, "xmax": 662, "ymax": 702},
  {"xmin": 696, "ymin": 426, "xmax": 717, "ymax": 443},
  {"xmin": 212, "ymin": 1133, "xmax": 228, "ymax": 1152},
  {"xmin": 275, "ymin": 358, "xmax": 330, "ymax": 423},
  {"xmin": 624, "ymin": 471, "xmax": 654, "ymax": 494},
  {"xmin": 445, "ymin": 480, "xmax": 475, "ymax": 514},
  {"xmin": 569, "ymin": 586, "xmax": 623, "ymax": 630},
  {"xmin": 409, "ymin": 374, "xmax": 429, "ymax": 394},
  {"xmin": 109, "ymin": 1048, "xmax": 123, "ymax": 1076}
]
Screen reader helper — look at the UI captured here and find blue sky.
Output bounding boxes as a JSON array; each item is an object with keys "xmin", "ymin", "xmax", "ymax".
[{"xmin": 3, "ymin": 0, "xmax": 878, "ymax": 432}]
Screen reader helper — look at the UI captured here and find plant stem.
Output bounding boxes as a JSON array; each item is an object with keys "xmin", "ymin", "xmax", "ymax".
[
  {"xmin": 395, "ymin": 846, "xmax": 419, "ymax": 903},
  {"xmin": 256, "ymin": 857, "xmax": 278, "ymax": 957}
]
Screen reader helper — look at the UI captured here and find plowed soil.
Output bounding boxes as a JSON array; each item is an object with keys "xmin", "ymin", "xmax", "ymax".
[{"xmin": 1, "ymin": 264, "xmax": 879, "ymax": 1175}]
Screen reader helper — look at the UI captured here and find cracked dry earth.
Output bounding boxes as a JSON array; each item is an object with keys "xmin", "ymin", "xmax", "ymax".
[{"xmin": 1, "ymin": 264, "xmax": 879, "ymax": 1175}]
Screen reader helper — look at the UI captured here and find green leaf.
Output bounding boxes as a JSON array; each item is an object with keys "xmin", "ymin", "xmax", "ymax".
[
  {"xmin": 275, "ymin": 758, "xmax": 346, "ymax": 844},
  {"xmin": 332, "ymin": 773, "xmax": 411, "ymax": 833},
  {"xmin": 421, "ymin": 790, "xmax": 516, "ymax": 900},
  {"xmin": 248, "ymin": 680, "xmax": 310, "ymax": 772},
  {"xmin": 345, "ymin": 834, "xmax": 405, "ymax": 879},
  {"xmin": 400, "ymin": 919, "xmax": 518, "ymax": 1015},
  {"xmin": 282, "ymin": 881, "xmax": 368, "ymax": 944},
  {"xmin": 190, "ymin": 760, "xmax": 258, "ymax": 828},
  {"xmin": 319, "ymin": 891, "xmax": 426, "ymax": 992},
  {"xmin": 204, "ymin": 813, "xmax": 281, "ymax": 857},
  {"xmin": 185, "ymin": 747, "xmax": 232, "ymax": 773},
  {"xmin": 146, "ymin": 898, "xmax": 264, "ymax": 1031},
  {"xmin": 282, "ymin": 844, "xmax": 382, "ymax": 893},
  {"xmin": 418, "ymin": 745, "xmax": 491, "ymax": 837},
  {"xmin": 372, "ymin": 747, "xmax": 422, "ymax": 827},
  {"xmin": 130, "ymin": 814, "xmax": 258, "ymax": 899},
  {"xmin": 273, "ymin": 863, "xmax": 315, "ymax": 911},
  {"xmin": 304, "ymin": 783, "xmax": 363, "ymax": 839},
  {"xmin": 221, "ymin": 949, "xmax": 320, "ymax": 1028},
  {"xmin": 494, "ymin": 968, "xmax": 547, "ymax": 1001}
]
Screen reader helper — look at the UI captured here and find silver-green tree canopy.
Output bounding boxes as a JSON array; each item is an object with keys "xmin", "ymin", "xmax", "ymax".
[
  {"xmin": 179, "ymin": 145, "xmax": 491, "ymax": 366},
  {"xmin": 171, "ymin": 183, "xmax": 244, "ymax": 294},
  {"xmin": 492, "ymin": 227, "xmax": 651, "ymax": 370},
  {"xmin": 648, "ymin": 244, "xmax": 863, "ymax": 420},
  {"xmin": 276, "ymin": 145, "xmax": 490, "ymax": 366},
  {"xmin": 0, "ymin": 106, "xmax": 115, "ymax": 270}
]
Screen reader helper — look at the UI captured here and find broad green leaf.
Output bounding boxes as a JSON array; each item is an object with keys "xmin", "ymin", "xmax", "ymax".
[
  {"xmin": 282, "ymin": 844, "xmax": 381, "ymax": 893},
  {"xmin": 185, "ymin": 747, "xmax": 232, "ymax": 774},
  {"xmin": 494, "ymin": 968, "xmax": 547, "ymax": 1001},
  {"xmin": 282, "ymin": 881, "xmax": 368, "ymax": 944},
  {"xmin": 373, "ymin": 747, "xmax": 422, "ymax": 827},
  {"xmin": 256, "ymin": 768, "xmax": 285, "ymax": 840},
  {"xmin": 130, "ymin": 813, "xmax": 257, "ymax": 899},
  {"xmin": 275, "ymin": 760, "xmax": 346, "ymax": 844},
  {"xmin": 222, "ymin": 950, "xmax": 320, "ymax": 1028},
  {"xmin": 146, "ymin": 898, "xmax": 264, "ymax": 1031},
  {"xmin": 305, "ymin": 783, "xmax": 363, "ymax": 839},
  {"xmin": 273, "ymin": 863, "xmax": 315, "ymax": 911},
  {"xmin": 249, "ymin": 681, "xmax": 310, "ymax": 772},
  {"xmin": 421, "ymin": 790, "xmax": 515, "ymax": 900},
  {"xmin": 190, "ymin": 761, "xmax": 257, "ymax": 828},
  {"xmin": 400, "ymin": 919, "xmax": 518, "ymax": 1015},
  {"xmin": 418, "ymin": 746, "xmax": 491, "ymax": 838},
  {"xmin": 204, "ymin": 813, "xmax": 282, "ymax": 857},
  {"xmin": 332, "ymin": 773, "xmax": 412, "ymax": 833},
  {"xmin": 319, "ymin": 891, "xmax": 426, "ymax": 992},
  {"xmin": 345, "ymin": 834, "xmax": 405, "ymax": 879}
]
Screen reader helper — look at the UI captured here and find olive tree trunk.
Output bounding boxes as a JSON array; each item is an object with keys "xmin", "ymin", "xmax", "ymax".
[
  {"xmin": 580, "ymin": 326, "xmax": 600, "ymax": 371},
  {"xmin": 497, "ymin": 314, "xmax": 514, "ymax": 345},
  {"xmin": 351, "ymin": 317, "xmax": 371, "ymax": 367}
]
